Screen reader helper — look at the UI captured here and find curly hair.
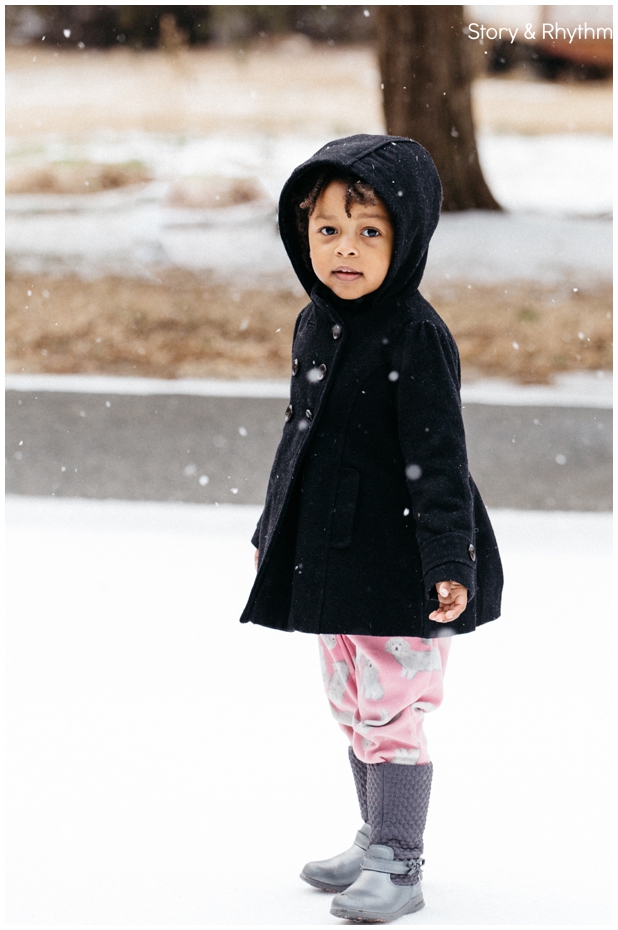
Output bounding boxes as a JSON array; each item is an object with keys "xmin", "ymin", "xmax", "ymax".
[{"xmin": 295, "ymin": 169, "xmax": 381, "ymax": 241}]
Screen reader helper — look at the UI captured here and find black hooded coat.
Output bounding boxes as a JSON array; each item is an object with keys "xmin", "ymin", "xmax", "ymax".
[{"xmin": 240, "ymin": 134, "xmax": 503, "ymax": 637}]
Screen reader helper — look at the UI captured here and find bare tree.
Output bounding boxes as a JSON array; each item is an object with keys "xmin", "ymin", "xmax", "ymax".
[{"xmin": 377, "ymin": 5, "xmax": 501, "ymax": 211}]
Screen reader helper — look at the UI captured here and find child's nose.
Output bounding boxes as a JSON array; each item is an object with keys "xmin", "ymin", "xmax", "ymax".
[{"xmin": 335, "ymin": 235, "xmax": 359, "ymax": 256}]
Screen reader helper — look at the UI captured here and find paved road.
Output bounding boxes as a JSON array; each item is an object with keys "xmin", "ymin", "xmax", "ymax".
[{"xmin": 5, "ymin": 391, "xmax": 612, "ymax": 511}]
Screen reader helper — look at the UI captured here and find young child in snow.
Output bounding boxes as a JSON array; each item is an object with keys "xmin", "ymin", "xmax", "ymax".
[{"xmin": 240, "ymin": 134, "xmax": 503, "ymax": 922}]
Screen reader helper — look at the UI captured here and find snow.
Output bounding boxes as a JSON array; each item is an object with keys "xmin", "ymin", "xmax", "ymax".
[
  {"xmin": 6, "ymin": 130, "xmax": 612, "ymax": 217},
  {"xmin": 5, "ymin": 369, "xmax": 613, "ymax": 408},
  {"xmin": 459, "ymin": 369, "xmax": 613, "ymax": 407},
  {"xmin": 479, "ymin": 133, "xmax": 612, "ymax": 215},
  {"xmin": 6, "ymin": 495, "xmax": 612, "ymax": 924},
  {"xmin": 6, "ymin": 131, "xmax": 612, "ymax": 284},
  {"xmin": 425, "ymin": 210, "xmax": 611, "ymax": 287}
]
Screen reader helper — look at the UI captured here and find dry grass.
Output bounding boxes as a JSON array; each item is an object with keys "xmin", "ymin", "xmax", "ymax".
[
  {"xmin": 165, "ymin": 176, "xmax": 268, "ymax": 209},
  {"xmin": 6, "ymin": 46, "xmax": 612, "ymax": 138},
  {"xmin": 6, "ymin": 270, "xmax": 303, "ymax": 379},
  {"xmin": 6, "ymin": 269, "xmax": 611, "ymax": 383},
  {"xmin": 6, "ymin": 161, "xmax": 152, "ymax": 195},
  {"xmin": 428, "ymin": 282, "xmax": 612, "ymax": 383},
  {"xmin": 472, "ymin": 74, "xmax": 612, "ymax": 136}
]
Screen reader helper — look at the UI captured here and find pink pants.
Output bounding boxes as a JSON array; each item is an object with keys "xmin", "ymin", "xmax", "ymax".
[{"xmin": 319, "ymin": 634, "xmax": 452, "ymax": 765}]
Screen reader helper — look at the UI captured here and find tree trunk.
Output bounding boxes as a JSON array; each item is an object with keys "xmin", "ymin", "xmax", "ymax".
[{"xmin": 377, "ymin": 5, "xmax": 501, "ymax": 211}]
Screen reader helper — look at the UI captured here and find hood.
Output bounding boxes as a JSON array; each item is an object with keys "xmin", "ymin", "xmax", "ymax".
[{"xmin": 278, "ymin": 134, "xmax": 442, "ymax": 306}]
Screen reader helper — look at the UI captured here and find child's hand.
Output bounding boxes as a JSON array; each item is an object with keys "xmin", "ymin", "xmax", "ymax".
[
  {"xmin": 429, "ymin": 581, "xmax": 467, "ymax": 623},
  {"xmin": 254, "ymin": 549, "xmax": 259, "ymax": 572}
]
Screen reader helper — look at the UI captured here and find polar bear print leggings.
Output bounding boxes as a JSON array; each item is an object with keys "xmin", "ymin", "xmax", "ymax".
[{"xmin": 319, "ymin": 634, "xmax": 452, "ymax": 765}]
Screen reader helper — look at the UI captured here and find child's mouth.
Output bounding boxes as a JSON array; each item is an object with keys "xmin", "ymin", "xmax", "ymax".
[{"xmin": 333, "ymin": 268, "xmax": 363, "ymax": 282}]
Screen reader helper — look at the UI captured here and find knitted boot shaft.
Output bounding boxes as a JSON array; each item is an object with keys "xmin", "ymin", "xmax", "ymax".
[
  {"xmin": 348, "ymin": 747, "xmax": 369, "ymax": 823},
  {"xmin": 366, "ymin": 761, "xmax": 433, "ymax": 885}
]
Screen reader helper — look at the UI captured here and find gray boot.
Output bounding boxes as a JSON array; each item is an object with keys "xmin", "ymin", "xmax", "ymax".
[
  {"xmin": 347, "ymin": 746, "xmax": 369, "ymax": 823},
  {"xmin": 300, "ymin": 749, "xmax": 369, "ymax": 892},
  {"xmin": 330, "ymin": 762, "xmax": 432, "ymax": 921},
  {"xmin": 300, "ymin": 822, "xmax": 371, "ymax": 892}
]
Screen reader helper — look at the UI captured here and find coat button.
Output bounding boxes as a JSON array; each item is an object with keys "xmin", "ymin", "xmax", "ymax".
[
  {"xmin": 292, "ymin": 359, "xmax": 299, "ymax": 376},
  {"xmin": 285, "ymin": 404, "xmax": 294, "ymax": 421},
  {"xmin": 305, "ymin": 408, "xmax": 313, "ymax": 421},
  {"xmin": 468, "ymin": 543, "xmax": 476, "ymax": 562},
  {"xmin": 317, "ymin": 363, "xmax": 327, "ymax": 380},
  {"xmin": 331, "ymin": 324, "xmax": 342, "ymax": 340}
]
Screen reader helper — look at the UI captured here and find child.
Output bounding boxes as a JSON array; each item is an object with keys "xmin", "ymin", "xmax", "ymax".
[{"xmin": 240, "ymin": 134, "xmax": 503, "ymax": 922}]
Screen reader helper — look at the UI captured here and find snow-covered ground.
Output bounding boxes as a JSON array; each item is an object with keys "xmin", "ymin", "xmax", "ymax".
[
  {"xmin": 6, "ymin": 496, "xmax": 612, "ymax": 924},
  {"xmin": 6, "ymin": 130, "xmax": 612, "ymax": 284},
  {"xmin": 5, "ymin": 368, "xmax": 614, "ymax": 407},
  {"xmin": 6, "ymin": 129, "xmax": 613, "ymax": 216}
]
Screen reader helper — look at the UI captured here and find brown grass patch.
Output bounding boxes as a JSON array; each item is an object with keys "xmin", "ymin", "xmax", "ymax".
[
  {"xmin": 6, "ymin": 269, "xmax": 612, "ymax": 383},
  {"xmin": 6, "ymin": 269, "xmax": 303, "ymax": 379},
  {"xmin": 165, "ymin": 176, "xmax": 268, "ymax": 209},
  {"xmin": 6, "ymin": 161, "xmax": 152, "ymax": 195},
  {"xmin": 428, "ymin": 282, "xmax": 612, "ymax": 383}
]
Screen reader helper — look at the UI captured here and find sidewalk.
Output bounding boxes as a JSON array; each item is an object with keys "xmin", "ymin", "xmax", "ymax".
[{"xmin": 5, "ymin": 372, "xmax": 613, "ymax": 511}]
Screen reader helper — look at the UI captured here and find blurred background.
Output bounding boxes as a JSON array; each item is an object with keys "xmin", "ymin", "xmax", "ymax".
[
  {"xmin": 5, "ymin": 3, "xmax": 612, "ymax": 384},
  {"xmin": 5, "ymin": 4, "xmax": 613, "ymax": 510}
]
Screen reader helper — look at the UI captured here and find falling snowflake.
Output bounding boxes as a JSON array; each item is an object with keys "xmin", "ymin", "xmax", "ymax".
[{"xmin": 406, "ymin": 464, "xmax": 422, "ymax": 480}]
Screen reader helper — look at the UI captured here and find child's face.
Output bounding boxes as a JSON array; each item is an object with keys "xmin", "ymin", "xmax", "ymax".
[{"xmin": 308, "ymin": 180, "xmax": 394, "ymax": 300}]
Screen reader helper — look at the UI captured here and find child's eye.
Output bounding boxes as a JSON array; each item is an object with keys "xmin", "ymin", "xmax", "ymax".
[
  {"xmin": 319, "ymin": 226, "xmax": 338, "ymax": 236},
  {"xmin": 361, "ymin": 228, "xmax": 381, "ymax": 238}
]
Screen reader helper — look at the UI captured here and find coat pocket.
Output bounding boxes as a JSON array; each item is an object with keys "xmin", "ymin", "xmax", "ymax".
[{"xmin": 329, "ymin": 467, "xmax": 360, "ymax": 549}]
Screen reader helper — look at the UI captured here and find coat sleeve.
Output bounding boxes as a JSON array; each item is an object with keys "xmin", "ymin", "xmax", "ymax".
[{"xmin": 396, "ymin": 321, "xmax": 477, "ymax": 599}]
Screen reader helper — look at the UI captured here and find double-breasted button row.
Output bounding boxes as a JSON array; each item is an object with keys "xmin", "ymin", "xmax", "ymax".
[
  {"xmin": 285, "ymin": 403, "xmax": 314, "ymax": 423},
  {"xmin": 292, "ymin": 359, "xmax": 328, "ymax": 380}
]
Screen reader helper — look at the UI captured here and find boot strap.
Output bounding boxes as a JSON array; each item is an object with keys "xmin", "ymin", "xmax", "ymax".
[
  {"xmin": 353, "ymin": 829, "xmax": 370, "ymax": 851},
  {"xmin": 363, "ymin": 854, "xmax": 425, "ymax": 876}
]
